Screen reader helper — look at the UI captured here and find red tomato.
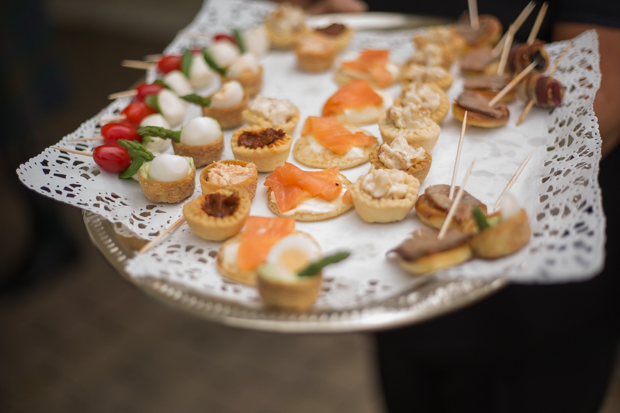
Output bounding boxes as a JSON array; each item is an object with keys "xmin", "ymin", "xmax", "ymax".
[
  {"xmin": 213, "ymin": 33, "xmax": 236, "ymax": 45},
  {"xmin": 93, "ymin": 145, "xmax": 132, "ymax": 173},
  {"xmin": 101, "ymin": 122, "xmax": 142, "ymax": 145},
  {"xmin": 157, "ymin": 55, "xmax": 182, "ymax": 74},
  {"xmin": 121, "ymin": 102, "xmax": 157, "ymax": 124},
  {"xmin": 135, "ymin": 83, "xmax": 164, "ymax": 101}
]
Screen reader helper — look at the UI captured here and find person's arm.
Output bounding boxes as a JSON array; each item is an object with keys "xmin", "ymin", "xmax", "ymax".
[{"xmin": 552, "ymin": 23, "xmax": 620, "ymax": 158}]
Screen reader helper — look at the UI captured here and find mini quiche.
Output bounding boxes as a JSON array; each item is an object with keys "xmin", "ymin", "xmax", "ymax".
[{"xmin": 231, "ymin": 126, "xmax": 293, "ymax": 173}]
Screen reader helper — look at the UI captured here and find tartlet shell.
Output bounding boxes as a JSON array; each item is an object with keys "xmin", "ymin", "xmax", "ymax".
[
  {"xmin": 295, "ymin": 37, "xmax": 338, "ymax": 72},
  {"xmin": 397, "ymin": 243, "xmax": 472, "ymax": 276},
  {"xmin": 202, "ymin": 93, "xmax": 249, "ymax": 130},
  {"xmin": 231, "ymin": 126, "xmax": 293, "ymax": 173},
  {"xmin": 222, "ymin": 66, "xmax": 263, "ymax": 98},
  {"xmin": 258, "ymin": 271, "xmax": 323, "ymax": 311},
  {"xmin": 378, "ymin": 116, "xmax": 441, "ymax": 152},
  {"xmin": 172, "ymin": 134, "xmax": 224, "ymax": 168},
  {"xmin": 242, "ymin": 103, "xmax": 300, "ymax": 136},
  {"xmin": 470, "ymin": 209, "xmax": 531, "ymax": 258},
  {"xmin": 199, "ymin": 159, "xmax": 258, "ymax": 200},
  {"xmin": 137, "ymin": 158, "xmax": 196, "ymax": 204},
  {"xmin": 395, "ymin": 83, "xmax": 450, "ymax": 123},
  {"xmin": 265, "ymin": 21, "xmax": 308, "ymax": 49},
  {"xmin": 369, "ymin": 144, "xmax": 432, "ymax": 183}
]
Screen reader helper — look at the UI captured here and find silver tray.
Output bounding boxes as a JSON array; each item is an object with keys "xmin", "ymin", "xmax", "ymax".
[{"xmin": 84, "ymin": 210, "xmax": 508, "ymax": 333}]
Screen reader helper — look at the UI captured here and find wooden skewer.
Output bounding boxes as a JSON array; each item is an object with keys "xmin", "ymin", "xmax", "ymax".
[
  {"xmin": 96, "ymin": 115, "xmax": 126, "ymax": 124},
  {"xmin": 497, "ymin": 26, "xmax": 515, "ymax": 75},
  {"xmin": 527, "ymin": 2, "xmax": 548, "ymax": 45},
  {"xmin": 122, "ymin": 60, "xmax": 156, "ymax": 70},
  {"xmin": 488, "ymin": 61, "xmax": 537, "ymax": 106},
  {"xmin": 468, "ymin": 0, "xmax": 479, "ymax": 30},
  {"xmin": 516, "ymin": 41, "xmax": 572, "ymax": 126},
  {"xmin": 139, "ymin": 216, "xmax": 186, "ymax": 255},
  {"xmin": 449, "ymin": 112, "xmax": 468, "ymax": 200},
  {"xmin": 50, "ymin": 146, "xmax": 93, "ymax": 157},
  {"xmin": 109, "ymin": 90, "xmax": 137, "ymax": 100},
  {"xmin": 493, "ymin": 152, "xmax": 533, "ymax": 210},
  {"xmin": 67, "ymin": 136, "xmax": 103, "ymax": 142},
  {"xmin": 144, "ymin": 54, "xmax": 163, "ymax": 62},
  {"xmin": 492, "ymin": 1, "xmax": 536, "ymax": 57},
  {"xmin": 439, "ymin": 159, "xmax": 476, "ymax": 240}
]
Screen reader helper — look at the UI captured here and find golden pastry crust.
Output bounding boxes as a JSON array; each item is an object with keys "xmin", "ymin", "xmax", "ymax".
[
  {"xmin": 137, "ymin": 157, "xmax": 196, "ymax": 204},
  {"xmin": 293, "ymin": 130, "xmax": 377, "ymax": 170},
  {"xmin": 171, "ymin": 134, "xmax": 224, "ymax": 168},
  {"xmin": 349, "ymin": 172, "xmax": 420, "ymax": 223},
  {"xmin": 369, "ymin": 144, "xmax": 432, "ymax": 183},
  {"xmin": 415, "ymin": 193, "xmax": 487, "ymax": 234},
  {"xmin": 242, "ymin": 103, "xmax": 300, "ymax": 136},
  {"xmin": 470, "ymin": 209, "xmax": 531, "ymax": 258},
  {"xmin": 378, "ymin": 115, "xmax": 441, "ymax": 152},
  {"xmin": 399, "ymin": 64, "xmax": 454, "ymax": 91},
  {"xmin": 199, "ymin": 159, "xmax": 259, "ymax": 200},
  {"xmin": 396, "ymin": 243, "xmax": 472, "ymax": 275},
  {"xmin": 222, "ymin": 66, "xmax": 263, "ymax": 98},
  {"xmin": 314, "ymin": 25, "xmax": 354, "ymax": 51},
  {"xmin": 412, "ymin": 27, "xmax": 466, "ymax": 57},
  {"xmin": 405, "ymin": 49, "xmax": 455, "ymax": 71},
  {"xmin": 266, "ymin": 174, "xmax": 353, "ymax": 222},
  {"xmin": 183, "ymin": 188, "xmax": 251, "ymax": 241},
  {"xmin": 202, "ymin": 93, "xmax": 249, "ymax": 130},
  {"xmin": 231, "ymin": 126, "xmax": 293, "ymax": 172},
  {"xmin": 265, "ymin": 8, "xmax": 308, "ymax": 49},
  {"xmin": 258, "ymin": 273, "xmax": 322, "ymax": 311},
  {"xmin": 295, "ymin": 35, "xmax": 338, "ymax": 72},
  {"xmin": 396, "ymin": 83, "xmax": 450, "ymax": 123},
  {"xmin": 452, "ymin": 101, "xmax": 510, "ymax": 128}
]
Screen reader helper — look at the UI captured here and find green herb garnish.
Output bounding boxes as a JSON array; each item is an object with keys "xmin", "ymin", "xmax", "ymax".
[
  {"xmin": 203, "ymin": 51, "xmax": 227, "ymax": 75},
  {"xmin": 181, "ymin": 49, "xmax": 193, "ymax": 77},
  {"xmin": 297, "ymin": 252, "xmax": 350, "ymax": 277},
  {"xmin": 117, "ymin": 139, "xmax": 155, "ymax": 179},
  {"xmin": 181, "ymin": 93, "xmax": 211, "ymax": 107},
  {"xmin": 137, "ymin": 126, "xmax": 181, "ymax": 143},
  {"xmin": 143, "ymin": 94, "xmax": 160, "ymax": 113},
  {"xmin": 233, "ymin": 28, "xmax": 246, "ymax": 54},
  {"xmin": 473, "ymin": 206, "xmax": 490, "ymax": 231}
]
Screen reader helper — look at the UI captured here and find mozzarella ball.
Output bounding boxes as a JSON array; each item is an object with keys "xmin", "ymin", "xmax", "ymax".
[
  {"xmin": 140, "ymin": 114, "xmax": 172, "ymax": 154},
  {"xmin": 163, "ymin": 70, "xmax": 193, "ymax": 97},
  {"xmin": 209, "ymin": 41, "xmax": 240, "ymax": 68},
  {"xmin": 243, "ymin": 25, "xmax": 270, "ymax": 56},
  {"xmin": 210, "ymin": 81, "xmax": 244, "ymax": 108},
  {"xmin": 227, "ymin": 53, "xmax": 259, "ymax": 78},
  {"xmin": 180, "ymin": 117, "xmax": 222, "ymax": 146},
  {"xmin": 158, "ymin": 89, "xmax": 187, "ymax": 127},
  {"xmin": 149, "ymin": 154, "xmax": 190, "ymax": 182},
  {"xmin": 189, "ymin": 52, "xmax": 217, "ymax": 89}
]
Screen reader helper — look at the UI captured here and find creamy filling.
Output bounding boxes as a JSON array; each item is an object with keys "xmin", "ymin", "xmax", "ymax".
[
  {"xmin": 401, "ymin": 83, "xmax": 442, "ymax": 111},
  {"xmin": 343, "ymin": 105, "xmax": 381, "ymax": 124},
  {"xmin": 378, "ymin": 135, "xmax": 426, "ymax": 170},
  {"xmin": 163, "ymin": 70, "xmax": 194, "ymax": 97},
  {"xmin": 180, "ymin": 117, "xmax": 221, "ymax": 146},
  {"xmin": 207, "ymin": 163, "xmax": 253, "ymax": 185},
  {"xmin": 210, "ymin": 81, "xmax": 244, "ymax": 108},
  {"xmin": 361, "ymin": 167, "xmax": 410, "ymax": 199},
  {"xmin": 410, "ymin": 44, "xmax": 445, "ymax": 67},
  {"xmin": 248, "ymin": 96, "xmax": 297, "ymax": 126},
  {"xmin": 271, "ymin": 190, "xmax": 346, "ymax": 216},
  {"xmin": 402, "ymin": 64, "xmax": 448, "ymax": 81},
  {"xmin": 386, "ymin": 104, "xmax": 433, "ymax": 129},
  {"xmin": 227, "ymin": 53, "xmax": 259, "ymax": 78},
  {"xmin": 306, "ymin": 135, "xmax": 366, "ymax": 158}
]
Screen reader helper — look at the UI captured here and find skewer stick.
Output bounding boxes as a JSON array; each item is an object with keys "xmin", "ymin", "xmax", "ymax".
[
  {"xmin": 122, "ymin": 60, "xmax": 156, "ymax": 70},
  {"xmin": 488, "ymin": 61, "xmax": 537, "ymax": 106},
  {"xmin": 492, "ymin": 1, "xmax": 536, "ymax": 57},
  {"xmin": 439, "ymin": 159, "xmax": 476, "ymax": 240},
  {"xmin": 50, "ymin": 147, "xmax": 93, "ymax": 157},
  {"xmin": 67, "ymin": 136, "xmax": 102, "ymax": 142},
  {"xmin": 109, "ymin": 90, "xmax": 137, "ymax": 100},
  {"xmin": 139, "ymin": 216, "xmax": 186, "ymax": 254},
  {"xmin": 449, "ymin": 112, "xmax": 468, "ymax": 200},
  {"xmin": 497, "ymin": 26, "xmax": 515, "ymax": 75},
  {"xmin": 527, "ymin": 2, "xmax": 548, "ymax": 45},
  {"xmin": 96, "ymin": 115, "xmax": 126, "ymax": 124},
  {"xmin": 468, "ymin": 0, "xmax": 479, "ymax": 30},
  {"xmin": 493, "ymin": 152, "xmax": 533, "ymax": 210},
  {"xmin": 516, "ymin": 42, "xmax": 572, "ymax": 126},
  {"xmin": 144, "ymin": 54, "xmax": 163, "ymax": 62}
]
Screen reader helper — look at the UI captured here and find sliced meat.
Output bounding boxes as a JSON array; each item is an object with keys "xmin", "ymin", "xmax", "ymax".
[
  {"xmin": 425, "ymin": 184, "xmax": 486, "ymax": 224},
  {"xmin": 389, "ymin": 228, "xmax": 472, "ymax": 261},
  {"xmin": 455, "ymin": 90, "xmax": 506, "ymax": 119},
  {"xmin": 464, "ymin": 74, "xmax": 511, "ymax": 91}
]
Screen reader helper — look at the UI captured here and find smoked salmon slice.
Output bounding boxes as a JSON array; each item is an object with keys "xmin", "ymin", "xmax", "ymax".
[
  {"xmin": 322, "ymin": 79, "xmax": 383, "ymax": 117},
  {"xmin": 301, "ymin": 116, "xmax": 376, "ymax": 154},
  {"xmin": 340, "ymin": 49, "xmax": 394, "ymax": 88},
  {"xmin": 264, "ymin": 163, "xmax": 343, "ymax": 213},
  {"xmin": 238, "ymin": 216, "xmax": 296, "ymax": 271}
]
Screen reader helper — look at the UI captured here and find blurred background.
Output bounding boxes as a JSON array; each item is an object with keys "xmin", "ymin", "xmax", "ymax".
[{"xmin": 0, "ymin": 0, "xmax": 618, "ymax": 412}]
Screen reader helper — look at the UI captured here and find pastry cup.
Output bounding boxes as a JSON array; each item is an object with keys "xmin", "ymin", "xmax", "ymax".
[
  {"xmin": 242, "ymin": 104, "xmax": 300, "ymax": 136},
  {"xmin": 452, "ymin": 101, "xmax": 510, "ymax": 128},
  {"xmin": 202, "ymin": 93, "xmax": 249, "ymax": 130},
  {"xmin": 378, "ymin": 116, "xmax": 441, "ymax": 152},
  {"xmin": 222, "ymin": 66, "xmax": 263, "ymax": 98},
  {"xmin": 412, "ymin": 30, "xmax": 466, "ymax": 57},
  {"xmin": 137, "ymin": 157, "xmax": 196, "ymax": 204},
  {"xmin": 395, "ymin": 85, "xmax": 450, "ymax": 124},
  {"xmin": 295, "ymin": 38, "xmax": 338, "ymax": 72},
  {"xmin": 266, "ymin": 174, "xmax": 353, "ymax": 222},
  {"xmin": 369, "ymin": 144, "xmax": 432, "ymax": 183},
  {"xmin": 405, "ymin": 51, "xmax": 455, "ymax": 71},
  {"xmin": 293, "ymin": 130, "xmax": 377, "ymax": 170},
  {"xmin": 265, "ymin": 22, "xmax": 308, "ymax": 49},
  {"xmin": 231, "ymin": 126, "xmax": 293, "ymax": 172},
  {"xmin": 397, "ymin": 243, "xmax": 472, "ymax": 276},
  {"xmin": 314, "ymin": 25, "xmax": 354, "ymax": 51},
  {"xmin": 199, "ymin": 159, "xmax": 259, "ymax": 200},
  {"xmin": 183, "ymin": 188, "xmax": 251, "ymax": 241},
  {"xmin": 171, "ymin": 134, "xmax": 224, "ymax": 168},
  {"xmin": 258, "ymin": 271, "xmax": 322, "ymax": 311},
  {"xmin": 349, "ymin": 172, "xmax": 420, "ymax": 223},
  {"xmin": 217, "ymin": 234, "xmax": 258, "ymax": 286},
  {"xmin": 400, "ymin": 68, "xmax": 454, "ymax": 91},
  {"xmin": 470, "ymin": 209, "xmax": 531, "ymax": 258},
  {"xmin": 415, "ymin": 193, "xmax": 487, "ymax": 234}
]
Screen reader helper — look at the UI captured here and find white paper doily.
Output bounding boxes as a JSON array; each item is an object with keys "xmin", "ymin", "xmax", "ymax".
[{"xmin": 17, "ymin": 0, "xmax": 604, "ymax": 312}]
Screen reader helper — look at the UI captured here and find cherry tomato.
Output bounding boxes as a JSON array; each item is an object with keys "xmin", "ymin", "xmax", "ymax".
[
  {"xmin": 135, "ymin": 83, "xmax": 164, "ymax": 101},
  {"xmin": 101, "ymin": 122, "xmax": 142, "ymax": 145},
  {"xmin": 121, "ymin": 102, "xmax": 157, "ymax": 125},
  {"xmin": 93, "ymin": 145, "xmax": 131, "ymax": 173},
  {"xmin": 157, "ymin": 55, "xmax": 182, "ymax": 74},
  {"xmin": 213, "ymin": 33, "xmax": 236, "ymax": 45}
]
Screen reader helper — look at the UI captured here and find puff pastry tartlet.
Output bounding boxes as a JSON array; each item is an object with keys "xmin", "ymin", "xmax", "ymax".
[
  {"xmin": 349, "ymin": 167, "xmax": 420, "ymax": 223},
  {"xmin": 399, "ymin": 63, "xmax": 454, "ymax": 91},
  {"xmin": 369, "ymin": 136, "xmax": 432, "ymax": 183},
  {"xmin": 378, "ymin": 103, "xmax": 441, "ymax": 151},
  {"xmin": 199, "ymin": 160, "xmax": 258, "ymax": 200},
  {"xmin": 202, "ymin": 80, "xmax": 248, "ymax": 129},
  {"xmin": 222, "ymin": 53, "xmax": 263, "ymax": 98},
  {"xmin": 137, "ymin": 154, "xmax": 196, "ymax": 203},
  {"xmin": 396, "ymin": 82, "xmax": 450, "ymax": 123},
  {"xmin": 231, "ymin": 126, "xmax": 292, "ymax": 172},
  {"xmin": 183, "ymin": 188, "xmax": 251, "ymax": 241},
  {"xmin": 313, "ymin": 23, "xmax": 354, "ymax": 51},
  {"xmin": 295, "ymin": 34, "xmax": 338, "ymax": 72},
  {"xmin": 242, "ymin": 96, "xmax": 300, "ymax": 135},
  {"xmin": 264, "ymin": 4, "xmax": 308, "ymax": 49}
]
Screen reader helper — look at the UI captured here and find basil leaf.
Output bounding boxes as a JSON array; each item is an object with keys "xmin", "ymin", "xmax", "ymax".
[
  {"xmin": 233, "ymin": 28, "xmax": 246, "ymax": 54},
  {"xmin": 181, "ymin": 49, "xmax": 193, "ymax": 77},
  {"xmin": 119, "ymin": 157, "xmax": 144, "ymax": 179},
  {"xmin": 144, "ymin": 94, "xmax": 160, "ymax": 113},
  {"xmin": 203, "ymin": 51, "xmax": 227, "ymax": 75},
  {"xmin": 181, "ymin": 94, "xmax": 211, "ymax": 107},
  {"xmin": 297, "ymin": 252, "xmax": 350, "ymax": 277}
]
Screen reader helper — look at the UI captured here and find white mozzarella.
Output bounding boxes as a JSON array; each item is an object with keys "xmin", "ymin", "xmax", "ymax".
[
  {"xmin": 140, "ymin": 114, "xmax": 172, "ymax": 154},
  {"xmin": 210, "ymin": 81, "xmax": 244, "ymax": 108},
  {"xmin": 189, "ymin": 52, "xmax": 217, "ymax": 89},
  {"xmin": 180, "ymin": 117, "xmax": 222, "ymax": 146},
  {"xmin": 243, "ymin": 25, "xmax": 270, "ymax": 56},
  {"xmin": 158, "ymin": 89, "xmax": 187, "ymax": 127},
  {"xmin": 149, "ymin": 154, "xmax": 190, "ymax": 182},
  {"xmin": 227, "ymin": 53, "xmax": 259, "ymax": 78},
  {"xmin": 163, "ymin": 70, "xmax": 193, "ymax": 97},
  {"xmin": 209, "ymin": 41, "xmax": 240, "ymax": 68}
]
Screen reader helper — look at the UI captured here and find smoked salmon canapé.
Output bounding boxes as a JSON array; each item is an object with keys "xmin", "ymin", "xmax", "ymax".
[
  {"xmin": 322, "ymin": 79, "xmax": 390, "ymax": 126},
  {"xmin": 264, "ymin": 162, "xmax": 354, "ymax": 222},
  {"xmin": 217, "ymin": 216, "xmax": 318, "ymax": 286},
  {"xmin": 334, "ymin": 49, "xmax": 400, "ymax": 89},
  {"xmin": 294, "ymin": 116, "xmax": 378, "ymax": 169}
]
